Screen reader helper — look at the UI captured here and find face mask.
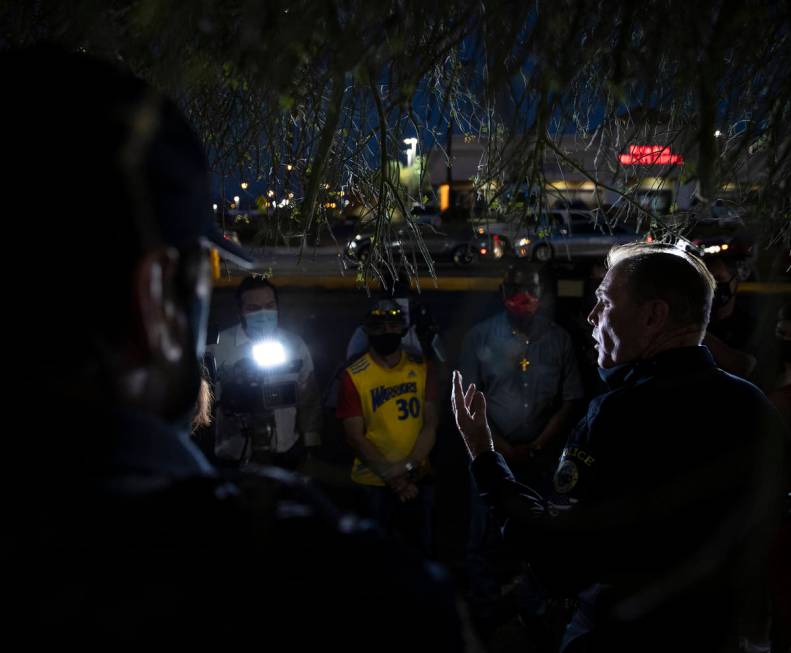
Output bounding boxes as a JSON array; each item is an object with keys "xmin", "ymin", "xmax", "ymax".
[
  {"xmin": 780, "ymin": 339, "xmax": 791, "ymax": 364},
  {"xmin": 369, "ymin": 332, "xmax": 404, "ymax": 356},
  {"xmin": 597, "ymin": 361, "xmax": 637, "ymax": 388},
  {"xmin": 711, "ymin": 281, "xmax": 733, "ymax": 310},
  {"xmin": 243, "ymin": 309, "xmax": 278, "ymax": 339},
  {"xmin": 504, "ymin": 291, "xmax": 540, "ymax": 318}
]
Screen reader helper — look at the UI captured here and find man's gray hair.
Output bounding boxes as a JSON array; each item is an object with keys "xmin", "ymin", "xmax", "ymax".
[{"xmin": 607, "ymin": 243, "xmax": 716, "ymax": 331}]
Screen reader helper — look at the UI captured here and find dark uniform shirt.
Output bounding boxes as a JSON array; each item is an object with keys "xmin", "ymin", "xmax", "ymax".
[{"xmin": 472, "ymin": 346, "xmax": 787, "ymax": 653}]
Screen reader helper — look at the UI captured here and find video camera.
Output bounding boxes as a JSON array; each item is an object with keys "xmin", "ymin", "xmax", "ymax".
[{"xmin": 217, "ymin": 338, "xmax": 302, "ymax": 461}]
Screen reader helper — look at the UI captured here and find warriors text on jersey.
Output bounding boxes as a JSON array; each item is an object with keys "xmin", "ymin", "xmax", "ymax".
[{"xmin": 337, "ymin": 351, "xmax": 432, "ymax": 486}]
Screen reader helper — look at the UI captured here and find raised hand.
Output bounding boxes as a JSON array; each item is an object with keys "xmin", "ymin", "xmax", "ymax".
[{"xmin": 451, "ymin": 370, "xmax": 494, "ymax": 459}]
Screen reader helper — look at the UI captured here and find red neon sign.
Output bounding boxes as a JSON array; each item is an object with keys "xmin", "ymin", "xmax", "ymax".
[{"xmin": 619, "ymin": 145, "xmax": 684, "ymax": 166}]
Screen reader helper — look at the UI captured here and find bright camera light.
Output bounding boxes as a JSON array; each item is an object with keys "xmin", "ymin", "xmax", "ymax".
[{"xmin": 252, "ymin": 340, "xmax": 287, "ymax": 368}]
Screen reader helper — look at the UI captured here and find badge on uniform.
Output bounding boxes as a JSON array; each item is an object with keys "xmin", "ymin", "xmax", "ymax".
[{"xmin": 554, "ymin": 458, "xmax": 579, "ymax": 494}]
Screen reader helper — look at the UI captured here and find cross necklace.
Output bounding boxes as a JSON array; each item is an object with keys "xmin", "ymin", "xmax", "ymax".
[{"xmin": 513, "ymin": 329, "xmax": 531, "ymax": 372}]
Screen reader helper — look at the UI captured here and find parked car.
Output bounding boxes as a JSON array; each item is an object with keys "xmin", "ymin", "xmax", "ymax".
[
  {"xmin": 342, "ymin": 216, "xmax": 510, "ymax": 269},
  {"xmin": 513, "ymin": 210, "xmax": 648, "ymax": 262}
]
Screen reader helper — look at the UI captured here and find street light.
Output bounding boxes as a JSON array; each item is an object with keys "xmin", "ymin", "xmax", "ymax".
[
  {"xmin": 240, "ymin": 181, "xmax": 249, "ymax": 190},
  {"xmin": 403, "ymin": 137, "xmax": 418, "ymax": 167},
  {"xmin": 233, "ymin": 195, "xmax": 240, "ymax": 209}
]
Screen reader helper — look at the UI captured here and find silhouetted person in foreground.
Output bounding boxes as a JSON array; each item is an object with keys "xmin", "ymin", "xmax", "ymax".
[{"xmin": 5, "ymin": 47, "xmax": 468, "ymax": 651}]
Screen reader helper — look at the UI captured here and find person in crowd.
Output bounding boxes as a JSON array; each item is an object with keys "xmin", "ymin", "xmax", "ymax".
[
  {"xmin": 192, "ymin": 375, "xmax": 214, "ymax": 433},
  {"xmin": 210, "ymin": 275, "xmax": 322, "ymax": 470},
  {"xmin": 458, "ymin": 261, "xmax": 584, "ymax": 644},
  {"xmin": 768, "ymin": 303, "xmax": 791, "ymax": 425},
  {"xmin": 453, "ymin": 242, "xmax": 787, "ymax": 653},
  {"xmin": 8, "ymin": 46, "xmax": 468, "ymax": 651},
  {"xmin": 767, "ymin": 303, "xmax": 791, "ymax": 651},
  {"xmin": 337, "ymin": 299, "xmax": 438, "ymax": 554},
  {"xmin": 703, "ymin": 253, "xmax": 758, "ymax": 380},
  {"xmin": 459, "ymin": 262, "xmax": 584, "ymax": 488},
  {"xmin": 346, "ymin": 272, "xmax": 445, "ymax": 362}
]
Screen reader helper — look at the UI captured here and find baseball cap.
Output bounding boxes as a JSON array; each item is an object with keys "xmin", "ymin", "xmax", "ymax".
[
  {"xmin": 364, "ymin": 299, "xmax": 408, "ymax": 329},
  {"xmin": 1, "ymin": 46, "xmax": 258, "ymax": 270}
]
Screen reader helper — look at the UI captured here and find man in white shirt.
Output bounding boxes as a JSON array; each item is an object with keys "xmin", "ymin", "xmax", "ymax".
[{"xmin": 210, "ymin": 276, "xmax": 322, "ymax": 470}]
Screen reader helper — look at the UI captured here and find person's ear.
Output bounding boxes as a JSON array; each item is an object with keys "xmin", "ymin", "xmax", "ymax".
[
  {"xmin": 643, "ymin": 299, "xmax": 670, "ymax": 333},
  {"xmin": 132, "ymin": 247, "xmax": 185, "ymax": 364}
]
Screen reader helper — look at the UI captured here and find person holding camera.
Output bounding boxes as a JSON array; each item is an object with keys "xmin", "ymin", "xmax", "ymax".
[
  {"xmin": 337, "ymin": 299, "xmax": 438, "ymax": 555},
  {"xmin": 210, "ymin": 275, "xmax": 322, "ymax": 471}
]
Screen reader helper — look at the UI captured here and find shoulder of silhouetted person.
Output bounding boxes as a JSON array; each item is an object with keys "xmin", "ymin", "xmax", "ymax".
[{"xmin": 20, "ymin": 461, "xmax": 466, "ymax": 650}]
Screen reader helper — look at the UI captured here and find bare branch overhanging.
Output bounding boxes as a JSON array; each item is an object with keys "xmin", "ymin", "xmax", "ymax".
[{"xmin": 3, "ymin": 0, "xmax": 790, "ymax": 283}]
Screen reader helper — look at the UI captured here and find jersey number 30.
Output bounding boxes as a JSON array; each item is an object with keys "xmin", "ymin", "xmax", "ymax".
[{"xmin": 396, "ymin": 397, "xmax": 421, "ymax": 420}]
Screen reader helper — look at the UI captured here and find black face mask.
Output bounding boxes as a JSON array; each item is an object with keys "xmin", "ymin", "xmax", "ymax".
[
  {"xmin": 369, "ymin": 332, "xmax": 404, "ymax": 356},
  {"xmin": 780, "ymin": 339, "xmax": 791, "ymax": 364},
  {"xmin": 712, "ymin": 281, "xmax": 734, "ymax": 310}
]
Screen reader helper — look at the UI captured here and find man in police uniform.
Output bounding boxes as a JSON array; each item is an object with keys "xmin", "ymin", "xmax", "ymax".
[
  {"xmin": 453, "ymin": 243, "xmax": 786, "ymax": 653},
  {"xmin": 337, "ymin": 299, "xmax": 438, "ymax": 554}
]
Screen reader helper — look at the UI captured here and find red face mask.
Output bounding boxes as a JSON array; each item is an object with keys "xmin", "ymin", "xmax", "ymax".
[{"xmin": 504, "ymin": 291, "xmax": 540, "ymax": 318}]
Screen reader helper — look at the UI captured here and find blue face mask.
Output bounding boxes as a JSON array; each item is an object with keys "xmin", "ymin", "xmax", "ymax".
[
  {"xmin": 597, "ymin": 361, "xmax": 634, "ymax": 387},
  {"xmin": 243, "ymin": 309, "xmax": 278, "ymax": 339}
]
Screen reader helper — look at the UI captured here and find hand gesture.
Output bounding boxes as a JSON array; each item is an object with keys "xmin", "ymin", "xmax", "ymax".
[{"xmin": 451, "ymin": 370, "xmax": 494, "ymax": 460}]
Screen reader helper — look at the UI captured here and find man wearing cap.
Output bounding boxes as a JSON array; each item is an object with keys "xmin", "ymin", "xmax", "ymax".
[
  {"xmin": 210, "ymin": 275, "xmax": 322, "ymax": 470},
  {"xmin": 337, "ymin": 299, "xmax": 438, "ymax": 554},
  {"xmin": 8, "ymin": 47, "xmax": 466, "ymax": 650}
]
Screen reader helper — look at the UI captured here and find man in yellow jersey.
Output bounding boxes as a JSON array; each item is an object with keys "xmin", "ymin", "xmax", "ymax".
[{"xmin": 337, "ymin": 299, "xmax": 438, "ymax": 554}]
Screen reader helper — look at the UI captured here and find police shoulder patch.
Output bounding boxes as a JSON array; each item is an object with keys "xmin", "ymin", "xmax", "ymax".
[{"xmin": 553, "ymin": 458, "xmax": 579, "ymax": 494}]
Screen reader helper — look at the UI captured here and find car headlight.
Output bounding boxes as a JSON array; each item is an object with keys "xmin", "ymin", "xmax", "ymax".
[{"xmin": 518, "ymin": 237, "xmax": 531, "ymax": 247}]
